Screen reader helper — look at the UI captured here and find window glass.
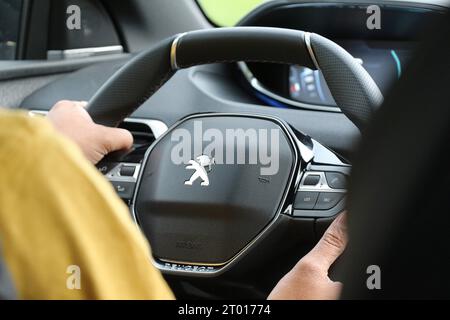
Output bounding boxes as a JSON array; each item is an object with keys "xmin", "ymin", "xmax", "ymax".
[
  {"xmin": 197, "ymin": 0, "xmax": 269, "ymax": 27},
  {"xmin": 0, "ymin": 0, "xmax": 22, "ymax": 60}
]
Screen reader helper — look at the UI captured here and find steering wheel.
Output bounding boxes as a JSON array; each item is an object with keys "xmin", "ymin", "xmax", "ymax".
[{"xmin": 87, "ymin": 27, "xmax": 382, "ymax": 276}]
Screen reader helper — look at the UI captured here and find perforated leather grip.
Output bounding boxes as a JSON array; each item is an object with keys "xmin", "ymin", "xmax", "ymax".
[
  {"xmin": 309, "ymin": 33, "xmax": 383, "ymax": 129},
  {"xmin": 88, "ymin": 36, "xmax": 176, "ymax": 127},
  {"xmin": 88, "ymin": 27, "xmax": 382, "ymax": 129}
]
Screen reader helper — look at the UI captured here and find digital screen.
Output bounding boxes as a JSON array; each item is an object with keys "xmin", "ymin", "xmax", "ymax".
[{"xmin": 289, "ymin": 40, "xmax": 414, "ymax": 106}]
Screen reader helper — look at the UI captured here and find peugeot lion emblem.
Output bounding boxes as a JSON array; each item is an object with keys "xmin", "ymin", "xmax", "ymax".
[{"xmin": 184, "ymin": 155, "xmax": 215, "ymax": 187}]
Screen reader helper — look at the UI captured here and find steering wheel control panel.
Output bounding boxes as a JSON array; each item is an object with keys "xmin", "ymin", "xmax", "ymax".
[
  {"xmin": 101, "ymin": 162, "xmax": 141, "ymax": 201},
  {"xmin": 290, "ymin": 168, "xmax": 348, "ymax": 218},
  {"xmin": 94, "ymin": 118, "xmax": 167, "ymax": 204}
]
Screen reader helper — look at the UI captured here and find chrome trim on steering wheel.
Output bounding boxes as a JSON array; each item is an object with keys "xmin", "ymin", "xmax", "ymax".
[
  {"xmin": 170, "ymin": 32, "xmax": 187, "ymax": 71},
  {"xmin": 305, "ymin": 32, "xmax": 320, "ymax": 70}
]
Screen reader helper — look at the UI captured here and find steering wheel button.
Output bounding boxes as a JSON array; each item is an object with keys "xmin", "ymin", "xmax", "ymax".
[
  {"xmin": 325, "ymin": 172, "xmax": 347, "ymax": 189},
  {"xmin": 303, "ymin": 174, "xmax": 321, "ymax": 186},
  {"xmin": 294, "ymin": 192, "xmax": 319, "ymax": 210},
  {"xmin": 111, "ymin": 181, "xmax": 136, "ymax": 200},
  {"xmin": 96, "ymin": 162, "xmax": 118, "ymax": 175},
  {"xmin": 315, "ymin": 193, "xmax": 344, "ymax": 210},
  {"xmin": 120, "ymin": 165, "xmax": 136, "ymax": 177}
]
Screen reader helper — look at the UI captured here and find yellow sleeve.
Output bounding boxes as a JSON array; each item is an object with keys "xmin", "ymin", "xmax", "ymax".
[{"xmin": 0, "ymin": 110, "xmax": 174, "ymax": 300}]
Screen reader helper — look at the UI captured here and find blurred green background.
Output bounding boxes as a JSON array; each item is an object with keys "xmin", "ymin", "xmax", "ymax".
[{"xmin": 197, "ymin": 0, "xmax": 268, "ymax": 26}]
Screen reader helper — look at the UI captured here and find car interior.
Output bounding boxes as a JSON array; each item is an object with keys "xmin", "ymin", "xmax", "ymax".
[{"xmin": 1, "ymin": 0, "xmax": 449, "ymax": 300}]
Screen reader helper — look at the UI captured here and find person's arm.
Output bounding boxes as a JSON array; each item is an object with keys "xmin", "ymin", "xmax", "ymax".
[{"xmin": 0, "ymin": 107, "xmax": 173, "ymax": 299}]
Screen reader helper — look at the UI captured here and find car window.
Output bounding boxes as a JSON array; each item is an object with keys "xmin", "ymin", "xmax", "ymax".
[
  {"xmin": 197, "ymin": 0, "xmax": 269, "ymax": 26},
  {"xmin": 0, "ymin": 0, "xmax": 22, "ymax": 60}
]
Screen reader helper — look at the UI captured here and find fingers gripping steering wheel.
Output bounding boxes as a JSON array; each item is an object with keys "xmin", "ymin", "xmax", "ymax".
[{"xmin": 87, "ymin": 27, "xmax": 382, "ymax": 276}]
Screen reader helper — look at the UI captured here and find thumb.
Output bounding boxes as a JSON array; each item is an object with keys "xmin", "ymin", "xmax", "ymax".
[
  {"xmin": 98, "ymin": 125, "xmax": 134, "ymax": 153},
  {"xmin": 303, "ymin": 212, "xmax": 348, "ymax": 273}
]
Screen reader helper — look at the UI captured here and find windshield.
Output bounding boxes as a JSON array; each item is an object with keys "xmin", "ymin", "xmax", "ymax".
[{"xmin": 197, "ymin": 0, "xmax": 270, "ymax": 26}]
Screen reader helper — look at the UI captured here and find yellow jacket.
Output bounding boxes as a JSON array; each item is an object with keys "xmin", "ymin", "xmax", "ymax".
[{"xmin": 0, "ymin": 110, "xmax": 174, "ymax": 299}]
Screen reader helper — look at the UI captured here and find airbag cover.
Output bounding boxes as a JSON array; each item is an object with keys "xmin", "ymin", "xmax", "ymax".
[{"xmin": 134, "ymin": 114, "xmax": 296, "ymax": 265}]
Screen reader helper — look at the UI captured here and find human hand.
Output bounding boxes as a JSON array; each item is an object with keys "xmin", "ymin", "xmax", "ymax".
[
  {"xmin": 47, "ymin": 100, "xmax": 133, "ymax": 164},
  {"xmin": 268, "ymin": 213, "xmax": 348, "ymax": 300}
]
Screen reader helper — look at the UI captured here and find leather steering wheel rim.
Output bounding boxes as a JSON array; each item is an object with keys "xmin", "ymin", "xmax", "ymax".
[{"xmin": 87, "ymin": 27, "xmax": 383, "ymax": 130}]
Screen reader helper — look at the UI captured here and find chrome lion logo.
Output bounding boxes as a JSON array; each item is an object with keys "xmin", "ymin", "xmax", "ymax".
[{"xmin": 184, "ymin": 155, "xmax": 215, "ymax": 187}]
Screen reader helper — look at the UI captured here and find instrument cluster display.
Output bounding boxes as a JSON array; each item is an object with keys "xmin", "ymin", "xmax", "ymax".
[{"xmin": 289, "ymin": 40, "xmax": 414, "ymax": 107}]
